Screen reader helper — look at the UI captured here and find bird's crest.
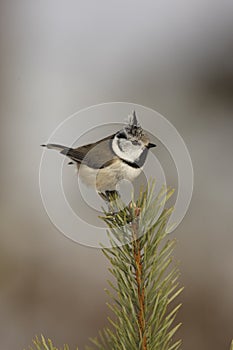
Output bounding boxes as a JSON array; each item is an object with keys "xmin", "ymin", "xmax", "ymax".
[{"xmin": 125, "ymin": 111, "xmax": 144, "ymax": 138}]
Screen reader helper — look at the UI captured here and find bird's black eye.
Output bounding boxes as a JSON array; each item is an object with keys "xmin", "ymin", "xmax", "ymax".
[
  {"xmin": 132, "ymin": 140, "xmax": 139, "ymax": 146},
  {"xmin": 117, "ymin": 131, "xmax": 127, "ymax": 139}
]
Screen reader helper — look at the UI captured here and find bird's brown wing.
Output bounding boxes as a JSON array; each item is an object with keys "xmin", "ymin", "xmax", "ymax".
[{"xmin": 64, "ymin": 134, "xmax": 117, "ymax": 169}]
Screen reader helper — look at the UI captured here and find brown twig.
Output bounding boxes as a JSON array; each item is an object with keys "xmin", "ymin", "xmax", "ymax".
[{"xmin": 132, "ymin": 209, "xmax": 147, "ymax": 350}]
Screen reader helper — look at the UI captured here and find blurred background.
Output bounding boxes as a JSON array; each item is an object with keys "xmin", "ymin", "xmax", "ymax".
[{"xmin": 0, "ymin": 1, "xmax": 233, "ymax": 349}]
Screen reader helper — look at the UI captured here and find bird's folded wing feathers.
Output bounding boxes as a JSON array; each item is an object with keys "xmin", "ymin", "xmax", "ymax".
[{"xmin": 64, "ymin": 134, "xmax": 117, "ymax": 169}]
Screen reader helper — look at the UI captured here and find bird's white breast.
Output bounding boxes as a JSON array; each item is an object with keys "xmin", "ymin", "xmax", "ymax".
[
  {"xmin": 120, "ymin": 161, "xmax": 142, "ymax": 181},
  {"xmin": 77, "ymin": 160, "xmax": 142, "ymax": 192},
  {"xmin": 77, "ymin": 163, "xmax": 98, "ymax": 188}
]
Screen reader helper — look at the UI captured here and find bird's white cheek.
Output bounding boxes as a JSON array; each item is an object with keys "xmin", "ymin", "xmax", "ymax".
[
  {"xmin": 112, "ymin": 138, "xmax": 125, "ymax": 159},
  {"xmin": 112, "ymin": 138, "xmax": 143, "ymax": 163}
]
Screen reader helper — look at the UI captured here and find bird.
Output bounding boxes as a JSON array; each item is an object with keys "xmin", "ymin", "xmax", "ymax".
[{"xmin": 41, "ymin": 111, "xmax": 156, "ymax": 202}]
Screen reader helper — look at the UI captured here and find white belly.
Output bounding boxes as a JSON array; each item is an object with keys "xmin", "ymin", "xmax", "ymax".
[
  {"xmin": 120, "ymin": 162, "xmax": 142, "ymax": 182},
  {"xmin": 77, "ymin": 161, "xmax": 142, "ymax": 192}
]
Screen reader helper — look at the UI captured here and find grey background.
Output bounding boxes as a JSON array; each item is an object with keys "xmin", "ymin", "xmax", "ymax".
[{"xmin": 0, "ymin": 1, "xmax": 233, "ymax": 349}]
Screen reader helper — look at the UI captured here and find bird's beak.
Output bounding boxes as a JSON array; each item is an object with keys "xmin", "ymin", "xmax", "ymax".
[{"xmin": 147, "ymin": 143, "xmax": 156, "ymax": 149}]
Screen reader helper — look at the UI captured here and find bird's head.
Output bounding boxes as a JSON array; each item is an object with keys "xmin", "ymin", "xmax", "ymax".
[{"xmin": 112, "ymin": 111, "xmax": 156, "ymax": 163}]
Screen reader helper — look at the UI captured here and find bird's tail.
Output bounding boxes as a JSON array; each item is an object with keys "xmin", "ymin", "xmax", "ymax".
[{"xmin": 41, "ymin": 143, "xmax": 70, "ymax": 155}]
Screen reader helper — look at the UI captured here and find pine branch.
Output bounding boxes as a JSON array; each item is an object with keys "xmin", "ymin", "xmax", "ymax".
[
  {"xmin": 89, "ymin": 182, "xmax": 183, "ymax": 350},
  {"xmin": 27, "ymin": 182, "xmax": 184, "ymax": 350},
  {"xmin": 132, "ymin": 215, "xmax": 147, "ymax": 350},
  {"xmin": 25, "ymin": 335, "xmax": 78, "ymax": 350}
]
